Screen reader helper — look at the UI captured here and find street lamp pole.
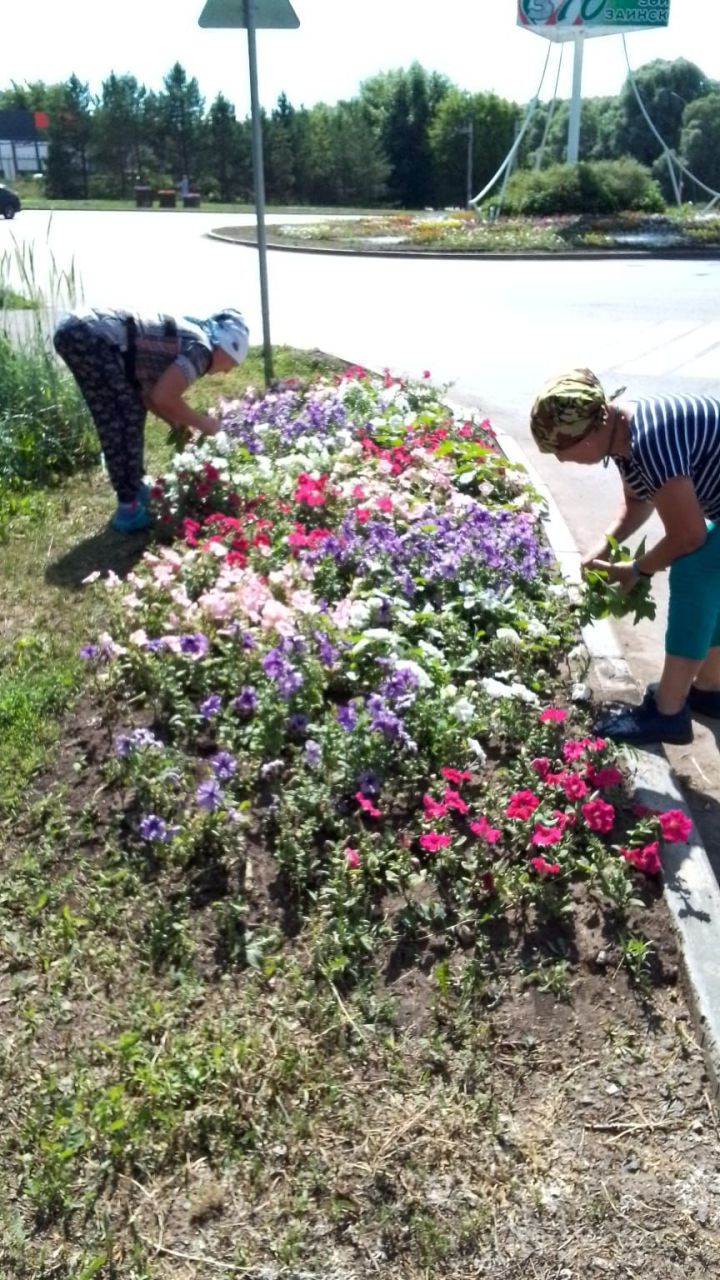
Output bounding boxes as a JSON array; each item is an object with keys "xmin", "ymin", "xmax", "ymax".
[
  {"xmin": 465, "ymin": 118, "xmax": 474, "ymax": 208},
  {"xmin": 198, "ymin": 0, "xmax": 299, "ymax": 387},
  {"xmin": 245, "ymin": 0, "xmax": 273, "ymax": 384}
]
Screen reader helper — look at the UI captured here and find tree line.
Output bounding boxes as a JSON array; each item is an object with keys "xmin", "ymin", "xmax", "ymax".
[{"xmin": 2, "ymin": 56, "xmax": 719, "ymax": 207}]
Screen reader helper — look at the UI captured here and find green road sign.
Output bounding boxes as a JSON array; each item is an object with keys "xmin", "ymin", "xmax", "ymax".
[{"xmin": 518, "ymin": 0, "xmax": 670, "ymax": 39}]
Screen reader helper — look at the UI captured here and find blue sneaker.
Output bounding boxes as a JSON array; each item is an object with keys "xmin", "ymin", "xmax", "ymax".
[
  {"xmin": 110, "ymin": 501, "xmax": 154, "ymax": 534},
  {"xmin": 596, "ymin": 692, "xmax": 692, "ymax": 746}
]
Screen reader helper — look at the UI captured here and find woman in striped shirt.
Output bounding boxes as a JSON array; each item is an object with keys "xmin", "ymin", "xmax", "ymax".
[{"xmin": 530, "ymin": 368, "xmax": 720, "ymax": 745}]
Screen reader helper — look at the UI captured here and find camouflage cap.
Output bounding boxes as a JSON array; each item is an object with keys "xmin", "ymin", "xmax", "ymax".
[{"xmin": 530, "ymin": 368, "xmax": 609, "ymax": 454}]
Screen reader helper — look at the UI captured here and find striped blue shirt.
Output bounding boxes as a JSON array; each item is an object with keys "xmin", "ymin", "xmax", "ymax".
[{"xmin": 617, "ymin": 395, "xmax": 720, "ymax": 520}]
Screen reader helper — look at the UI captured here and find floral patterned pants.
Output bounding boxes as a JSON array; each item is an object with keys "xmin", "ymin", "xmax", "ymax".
[{"xmin": 54, "ymin": 315, "xmax": 146, "ymax": 504}]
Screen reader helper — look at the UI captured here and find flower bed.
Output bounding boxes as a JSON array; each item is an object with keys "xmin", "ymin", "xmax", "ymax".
[{"xmin": 81, "ymin": 368, "xmax": 688, "ymax": 982}]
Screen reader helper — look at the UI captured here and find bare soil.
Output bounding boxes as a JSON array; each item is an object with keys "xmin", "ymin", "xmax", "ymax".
[{"xmin": 2, "ymin": 699, "xmax": 720, "ymax": 1278}]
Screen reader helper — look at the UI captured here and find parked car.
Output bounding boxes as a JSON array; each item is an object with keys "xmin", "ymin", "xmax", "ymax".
[{"xmin": 0, "ymin": 184, "xmax": 21, "ymax": 219}]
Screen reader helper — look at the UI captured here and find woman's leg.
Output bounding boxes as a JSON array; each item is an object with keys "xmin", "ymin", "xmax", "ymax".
[
  {"xmin": 695, "ymin": 647, "xmax": 720, "ymax": 692},
  {"xmin": 54, "ymin": 316, "xmax": 146, "ymax": 504},
  {"xmin": 657, "ymin": 524, "xmax": 720, "ymax": 714}
]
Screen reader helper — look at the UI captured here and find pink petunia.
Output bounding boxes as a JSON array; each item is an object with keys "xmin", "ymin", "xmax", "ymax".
[
  {"xmin": 531, "ymin": 824, "xmax": 564, "ymax": 847},
  {"xmin": 551, "ymin": 809, "xmax": 575, "ymax": 834},
  {"xmin": 560, "ymin": 772, "xmax": 589, "ymax": 801},
  {"xmin": 586, "ymin": 765, "xmax": 624, "ymax": 789},
  {"xmin": 469, "ymin": 816, "xmax": 501, "ymax": 843},
  {"xmin": 539, "ymin": 708, "xmax": 567, "ymax": 724},
  {"xmin": 355, "ymin": 507, "xmax": 372, "ymax": 523},
  {"xmin": 355, "ymin": 791, "xmax": 381, "ymax": 819},
  {"xmin": 344, "ymin": 848, "xmax": 360, "ymax": 870},
  {"xmin": 530, "ymin": 757, "xmax": 551, "ymax": 779},
  {"xmin": 621, "ymin": 841, "xmax": 662, "ymax": 876},
  {"xmin": 441, "ymin": 766, "xmax": 473, "ymax": 784},
  {"xmin": 443, "ymin": 787, "xmax": 469, "ymax": 815},
  {"xmin": 505, "ymin": 790, "xmax": 540, "ymax": 821},
  {"xmin": 419, "ymin": 832, "xmax": 452, "ymax": 852},
  {"xmin": 423, "ymin": 794, "xmax": 448, "ymax": 821},
  {"xmin": 581, "ymin": 798, "xmax": 615, "ymax": 834},
  {"xmin": 376, "ymin": 495, "xmax": 393, "ymax": 514},
  {"xmin": 658, "ymin": 809, "xmax": 692, "ymax": 844},
  {"xmin": 562, "ymin": 739, "xmax": 587, "ymax": 763},
  {"xmin": 530, "ymin": 855, "xmax": 560, "ymax": 875}
]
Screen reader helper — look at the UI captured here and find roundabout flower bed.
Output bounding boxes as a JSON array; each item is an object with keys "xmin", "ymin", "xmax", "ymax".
[{"xmin": 83, "ymin": 368, "xmax": 686, "ymax": 981}]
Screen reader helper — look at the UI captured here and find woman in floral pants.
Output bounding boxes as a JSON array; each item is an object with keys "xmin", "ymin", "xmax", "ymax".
[{"xmin": 54, "ymin": 306, "xmax": 249, "ymax": 532}]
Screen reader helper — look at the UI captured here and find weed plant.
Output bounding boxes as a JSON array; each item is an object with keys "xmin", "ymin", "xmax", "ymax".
[{"xmin": 0, "ymin": 236, "xmax": 97, "ymax": 505}]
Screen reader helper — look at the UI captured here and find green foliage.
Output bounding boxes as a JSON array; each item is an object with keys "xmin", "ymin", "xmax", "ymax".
[
  {"xmin": 498, "ymin": 159, "xmax": 664, "ymax": 217},
  {"xmin": 680, "ymin": 93, "xmax": 720, "ymax": 195},
  {"xmin": 578, "ymin": 538, "xmax": 657, "ymax": 627},
  {"xmin": 616, "ymin": 57, "xmax": 710, "ymax": 167},
  {"xmin": 0, "ymin": 331, "xmax": 97, "ymax": 487},
  {"xmin": 0, "ymin": 633, "xmax": 79, "ymax": 813}
]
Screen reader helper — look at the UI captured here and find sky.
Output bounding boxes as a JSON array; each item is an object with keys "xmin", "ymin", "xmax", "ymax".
[{"xmin": 1, "ymin": 1, "xmax": 718, "ymax": 115}]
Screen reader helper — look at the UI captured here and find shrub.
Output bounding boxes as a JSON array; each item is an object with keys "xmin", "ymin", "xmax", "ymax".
[{"xmin": 498, "ymin": 158, "xmax": 665, "ymax": 216}]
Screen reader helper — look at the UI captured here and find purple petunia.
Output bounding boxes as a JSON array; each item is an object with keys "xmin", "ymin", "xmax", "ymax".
[
  {"xmin": 115, "ymin": 727, "xmax": 162, "ymax": 756},
  {"xmin": 210, "ymin": 750, "xmax": 237, "ymax": 781},
  {"xmin": 179, "ymin": 632, "xmax": 210, "ymax": 658},
  {"xmin": 80, "ymin": 644, "xmax": 99, "ymax": 660},
  {"xmin": 288, "ymin": 713, "xmax": 309, "ymax": 734},
  {"xmin": 231, "ymin": 687, "xmax": 257, "ymax": 715},
  {"xmin": 304, "ymin": 739, "xmax": 322, "ymax": 768},
  {"xmin": 196, "ymin": 777, "xmax": 223, "ymax": 810},
  {"xmin": 138, "ymin": 814, "xmax": 178, "ymax": 842},
  {"xmin": 337, "ymin": 703, "xmax": 357, "ymax": 731},
  {"xmin": 199, "ymin": 694, "xmax": 222, "ymax": 719},
  {"xmin": 314, "ymin": 630, "xmax": 338, "ymax": 667}
]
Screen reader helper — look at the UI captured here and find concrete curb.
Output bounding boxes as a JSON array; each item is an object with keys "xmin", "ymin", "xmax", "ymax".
[
  {"xmin": 488, "ymin": 414, "xmax": 720, "ymax": 1099},
  {"xmin": 207, "ymin": 228, "xmax": 720, "ymax": 264}
]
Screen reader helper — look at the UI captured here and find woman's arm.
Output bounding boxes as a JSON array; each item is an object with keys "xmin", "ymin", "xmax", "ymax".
[
  {"xmin": 146, "ymin": 365, "xmax": 218, "ymax": 436},
  {"xmin": 582, "ymin": 479, "xmax": 654, "ymax": 567},
  {"xmin": 596, "ymin": 476, "xmax": 708, "ymax": 587}
]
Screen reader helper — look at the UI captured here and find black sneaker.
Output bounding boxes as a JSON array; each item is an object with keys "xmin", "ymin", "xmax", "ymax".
[
  {"xmin": 597, "ymin": 693, "xmax": 693, "ymax": 746},
  {"xmin": 646, "ymin": 680, "xmax": 720, "ymax": 721}
]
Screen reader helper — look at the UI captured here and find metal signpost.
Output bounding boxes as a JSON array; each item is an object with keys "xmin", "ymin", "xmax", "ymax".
[
  {"xmin": 517, "ymin": 0, "xmax": 671, "ymax": 163},
  {"xmin": 198, "ymin": 0, "xmax": 300, "ymax": 384}
]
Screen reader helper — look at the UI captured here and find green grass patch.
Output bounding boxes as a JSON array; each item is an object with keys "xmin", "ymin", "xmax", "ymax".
[{"xmin": 0, "ymin": 286, "xmax": 36, "ymax": 310}]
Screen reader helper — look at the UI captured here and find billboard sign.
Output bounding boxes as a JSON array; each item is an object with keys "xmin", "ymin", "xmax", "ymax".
[{"xmin": 518, "ymin": 0, "xmax": 670, "ymax": 40}]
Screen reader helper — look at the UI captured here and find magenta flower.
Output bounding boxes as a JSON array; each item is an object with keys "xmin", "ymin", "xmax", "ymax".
[
  {"xmin": 586, "ymin": 765, "xmax": 623, "ymax": 789},
  {"xmin": 581, "ymin": 798, "xmax": 615, "ymax": 834},
  {"xmin": 440, "ymin": 767, "xmax": 473, "ymax": 784},
  {"xmin": 423, "ymin": 795, "xmax": 448, "ymax": 821},
  {"xmin": 443, "ymin": 787, "xmax": 468, "ymax": 815},
  {"xmin": 621, "ymin": 841, "xmax": 661, "ymax": 876},
  {"xmin": 505, "ymin": 790, "xmax": 539, "ymax": 821},
  {"xmin": 560, "ymin": 772, "xmax": 589, "ymax": 801},
  {"xmin": 419, "ymin": 832, "xmax": 452, "ymax": 852},
  {"xmin": 344, "ymin": 847, "xmax": 361, "ymax": 870},
  {"xmin": 530, "ymin": 855, "xmax": 560, "ymax": 875},
  {"xmin": 539, "ymin": 708, "xmax": 567, "ymax": 724},
  {"xmin": 356, "ymin": 791, "xmax": 381, "ymax": 818},
  {"xmin": 531, "ymin": 823, "xmax": 564, "ymax": 847},
  {"xmin": 469, "ymin": 816, "xmax": 501, "ymax": 843},
  {"xmin": 657, "ymin": 809, "xmax": 692, "ymax": 844}
]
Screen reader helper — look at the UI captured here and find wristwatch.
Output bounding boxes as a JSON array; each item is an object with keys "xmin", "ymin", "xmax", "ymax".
[{"xmin": 631, "ymin": 560, "xmax": 653, "ymax": 580}]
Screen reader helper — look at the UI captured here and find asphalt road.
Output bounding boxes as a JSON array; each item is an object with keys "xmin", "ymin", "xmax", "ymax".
[{"xmin": 5, "ymin": 208, "xmax": 720, "ymax": 684}]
